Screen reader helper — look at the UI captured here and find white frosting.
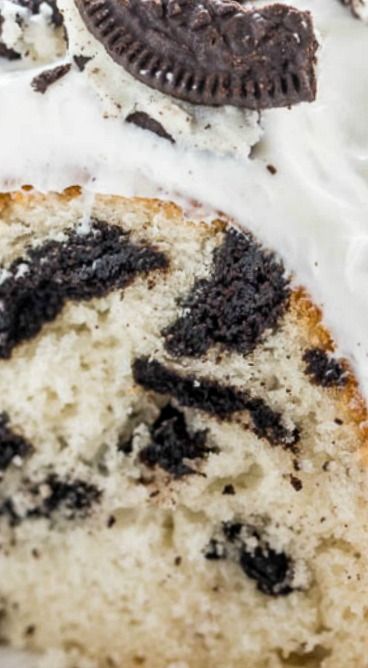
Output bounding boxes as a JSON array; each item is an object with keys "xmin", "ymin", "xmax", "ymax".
[
  {"xmin": 59, "ymin": 0, "xmax": 262, "ymax": 156},
  {"xmin": 0, "ymin": 0, "xmax": 367, "ymax": 405}
]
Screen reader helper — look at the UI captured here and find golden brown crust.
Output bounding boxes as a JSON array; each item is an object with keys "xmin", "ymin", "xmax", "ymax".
[{"xmin": 291, "ymin": 288, "xmax": 368, "ymax": 453}]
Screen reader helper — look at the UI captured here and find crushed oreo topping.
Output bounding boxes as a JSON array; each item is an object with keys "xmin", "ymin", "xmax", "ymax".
[
  {"xmin": 133, "ymin": 358, "xmax": 299, "ymax": 449},
  {"xmin": 126, "ymin": 111, "xmax": 175, "ymax": 143},
  {"xmin": 0, "ymin": 41, "xmax": 21, "ymax": 60},
  {"xmin": 73, "ymin": 53, "xmax": 93, "ymax": 71},
  {"xmin": 139, "ymin": 404, "xmax": 210, "ymax": 477},
  {"xmin": 0, "ymin": 16, "xmax": 21, "ymax": 60},
  {"xmin": 164, "ymin": 229, "xmax": 289, "ymax": 358},
  {"xmin": 31, "ymin": 64, "xmax": 72, "ymax": 94},
  {"xmin": 17, "ymin": 0, "xmax": 64, "ymax": 26},
  {"xmin": 0, "ymin": 220, "xmax": 168, "ymax": 358},
  {"xmin": 205, "ymin": 523, "xmax": 295, "ymax": 596},
  {"xmin": 0, "ymin": 15, "xmax": 21, "ymax": 59},
  {"xmin": 303, "ymin": 348, "xmax": 348, "ymax": 388},
  {"xmin": 0, "ymin": 413, "xmax": 32, "ymax": 471},
  {"xmin": 75, "ymin": 0, "xmax": 318, "ymax": 109}
]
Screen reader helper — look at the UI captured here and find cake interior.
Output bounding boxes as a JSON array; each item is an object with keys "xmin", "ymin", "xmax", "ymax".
[{"xmin": 0, "ymin": 190, "xmax": 367, "ymax": 668}]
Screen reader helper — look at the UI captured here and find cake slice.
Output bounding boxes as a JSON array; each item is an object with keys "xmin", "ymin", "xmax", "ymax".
[{"xmin": 0, "ymin": 188, "xmax": 368, "ymax": 668}]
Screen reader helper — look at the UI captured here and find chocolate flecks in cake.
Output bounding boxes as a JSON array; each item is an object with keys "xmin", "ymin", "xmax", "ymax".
[
  {"xmin": 117, "ymin": 434, "xmax": 134, "ymax": 455},
  {"xmin": 204, "ymin": 538, "xmax": 227, "ymax": 560},
  {"xmin": 0, "ymin": 498, "xmax": 21, "ymax": 526},
  {"xmin": 126, "ymin": 112, "xmax": 175, "ymax": 144},
  {"xmin": 0, "ymin": 413, "xmax": 32, "ymax": 471},
  {"xmin": 289, "ymin": 474, "xmax": 303, "ymax": 491},
  {"xmin": 239, "ymin": 537, "xmax": 294, "ymax": 596},
  {"xmin": 222, "ymin": 484, "xmax": 235, "ymax": 495},
  {"xmin": 0, "ymin": 220, "xmax": 168, "ymax": 358},
  {"xmin": 75, "ymin": 0, "xmax": 318, "ymax": 110},
  {"xmin": 223, "ymin": 521, "xmax": 243, "ymax": 542},
  {"xmin": 73, "ymin": 54, "xmax": 93, "ymax": 71},
  {"xmin": 0, "ymin": 476, "xmax": 101, "ymax": 525},
  {"xmin": 246, "ymin": 398, "xmax": 299, "ymax": 451},
  {"xmin": 163, "ymin": 229, "xmax": 290, "ymax": 358},
  {"xmin": 139, "ymin": 404, "xmax": 210, "ymax": 478},
  {"xmin": 31, "ymin": 64, "xmax": 72, "ymax": 94},
  {"xmin": 205, "ymin": 523, "xmax": 295, "ymax": 596},
  {"xmin": 133, "ymin": 358, "xmax": 298, "ymax": 449},
  {"xmin": 29, "ymin": 475, "xmax": 101, "ymax": 519},
  {"xmin": 303, "ymin": 348, "xmax": 348, "ymax": 388}
]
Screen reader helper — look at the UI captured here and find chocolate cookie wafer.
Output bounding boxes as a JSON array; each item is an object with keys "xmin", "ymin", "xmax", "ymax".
[{"xmin": 74, "ymin": 0, "xmax": 318, "ymax": 109}]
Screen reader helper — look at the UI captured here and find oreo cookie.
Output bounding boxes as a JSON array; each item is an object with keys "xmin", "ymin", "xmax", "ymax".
[
  {"xmin": 75, "ymin": 0, "xmax": 318, "ymax": 110},
  {"xmin": 139, "ymin": 404, "xmax": 210, "ymax": 477},
  {"xmin": 31, "ymin": 64, "xmax": 72, "ymax": 94}
]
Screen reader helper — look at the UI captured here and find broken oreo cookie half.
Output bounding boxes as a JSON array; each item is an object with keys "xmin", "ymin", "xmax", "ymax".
[{"xmin": 75, "ymin": 0, "xmax": 318, "ymax": 110}]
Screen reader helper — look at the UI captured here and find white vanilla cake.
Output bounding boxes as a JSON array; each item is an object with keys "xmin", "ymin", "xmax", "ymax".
[
  {"xmin": 0, "ymin": 189, "xmax": 367, "ymax": 668},
  {"xmin": 0, "ymin": 0, "xmax": 368, "ymax": 667}
]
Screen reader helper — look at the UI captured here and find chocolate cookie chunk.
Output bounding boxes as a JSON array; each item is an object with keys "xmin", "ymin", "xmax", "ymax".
[
  {"xmin": 303, "ymin": 348, "xmax": 348, "ymax": 388},
  {"xmin": 163, "ymin": 229, "xmax": 290, "ymax": 358},
  {"xmin": 0, "ymin": 413, "xmax": 32, "ymax": 471},
  {"xmin": 31, "ymin": 64, "xmax": 72, "ymax": 94},
  {"xmin": 126, "ymin": 111, "xmax": 174, "ymax": 143},
  {"xmin": 139, "ymin": 404, "xmax": 210, "ymax": 477},
  {"xmin": 132, "ymin": 358, "xmax": 299, "ymax": 449},
  {"xmin": 0, "ymin": 220, "xmax": 168, "ymax": 358},
  {"xmin": 75, "ymin": 0, "xmax": 318, "ymax": 109},
  {"xmin": 205, "ymin": 523, "xmax": 296, "ymax": 596}
]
